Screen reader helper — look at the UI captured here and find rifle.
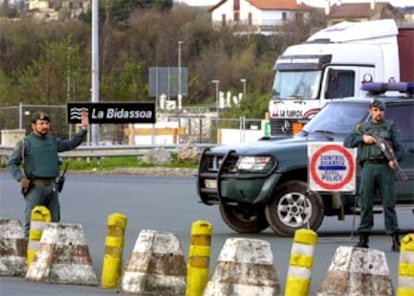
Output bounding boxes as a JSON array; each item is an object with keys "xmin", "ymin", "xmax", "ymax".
[
  {"xmin": 57, "ymin": 163, "xmax": 69, "ymax": 193},
  {"xmin": 372, "ymin": 135, "xmax": 408, "ymax": 182},
  {"xmin": 20, "ymin": 139, "xmax": 34, "ymax": 196}
]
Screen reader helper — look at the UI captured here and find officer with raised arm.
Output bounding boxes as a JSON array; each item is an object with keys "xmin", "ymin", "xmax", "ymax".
[
  {"xmin": 7, "ymin": 111, "xmax": 89, "ymax": 238},
  {"xmin": 343, "ymin": 99, "xmax": 403, "ymax": 252}
]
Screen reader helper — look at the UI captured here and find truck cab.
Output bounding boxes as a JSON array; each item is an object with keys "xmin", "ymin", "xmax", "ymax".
[{"xmin": 269, "ymin": 19, "xmax": 413, "ymax": 135}]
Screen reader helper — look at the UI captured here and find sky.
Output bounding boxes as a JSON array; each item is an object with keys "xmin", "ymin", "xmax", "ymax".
[{"xmin": 175, "ymin": 0, "xmax": 412, "ymax": 8}]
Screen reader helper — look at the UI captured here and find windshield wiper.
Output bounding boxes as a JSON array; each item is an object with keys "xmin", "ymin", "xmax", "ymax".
[
  {"xmin": 311, "ymin": 130, "xmax": 335, "ymax": 140},
  {"xmin": 287, "ymin": 95, "xmax": 302, "ymax": 99},
  {"xmin": 271, "ymin": 90, "xmax": 281, "ymax": 100}
]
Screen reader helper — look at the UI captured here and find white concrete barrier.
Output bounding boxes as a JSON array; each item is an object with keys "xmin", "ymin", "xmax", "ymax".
[
  {"xmin": 318, "ymin": 246, "xmax": 393, "ymax": 295},
  {"xmin": 25, "ymin": 223, "xmax": 98, "ymax": 285},
  {"xmin": 203, "ymin": 238, "xmax": 280, "ymax": 296},
  {"xmin": 0, "ymin": 219, "xmax": 27, "ymax": 277},
  {"xmin": 121, "ymin": 229, "xmax": 186, "ymax": 295}
]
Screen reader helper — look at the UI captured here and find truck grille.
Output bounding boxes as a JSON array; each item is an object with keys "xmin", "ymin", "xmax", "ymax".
[
  {"xmin": 270, "ymin": 118, "xmax": 295, "ymax": 135},
  {"xmin": 270, "ymin": 118, "xmax": 308, "ymax": 135}
]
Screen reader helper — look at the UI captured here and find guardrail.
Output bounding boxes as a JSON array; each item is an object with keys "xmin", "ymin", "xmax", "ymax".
[{"xmin": 0, "ymin": 144, "xmax": 216, "ymax": 159}]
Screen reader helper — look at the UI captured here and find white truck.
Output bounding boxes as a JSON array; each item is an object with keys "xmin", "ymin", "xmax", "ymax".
[{"xmin": 268, "ymin": 19, "xmax": 414, "ymax": 135}]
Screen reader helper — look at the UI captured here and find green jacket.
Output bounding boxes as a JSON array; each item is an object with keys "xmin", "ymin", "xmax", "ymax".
[
  {"xmin": 343, "ymin": 119, "xmax": 403, "ymax": 163},
  {"xmin": 7, "ymin": 130, "xmax": 86, "ymax": 182}
]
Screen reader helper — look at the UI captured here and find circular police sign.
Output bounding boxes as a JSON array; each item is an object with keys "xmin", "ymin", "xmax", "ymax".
[{"xmin": 308, "ymin": 142, "xmax": 357, "ymax": 192}]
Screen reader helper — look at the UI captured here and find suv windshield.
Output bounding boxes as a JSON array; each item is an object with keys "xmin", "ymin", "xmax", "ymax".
[{"xmin": 303, "ymin": 101, "xmax": 369, "ymax": 134}]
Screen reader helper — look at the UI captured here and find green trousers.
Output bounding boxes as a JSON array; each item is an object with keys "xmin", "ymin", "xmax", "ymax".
[
  {"xmin": 358, "ymin": 162, "xmax": 399, "ymax": 234},
  {"xmin": 24, "ymin": 183, "xmax": 60, "ymax": 238}
]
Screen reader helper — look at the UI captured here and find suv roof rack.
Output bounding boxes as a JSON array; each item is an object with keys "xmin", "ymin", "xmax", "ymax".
[{"xmin": 361, "ymin": 82, "xmax": 414, "ymax": 96}]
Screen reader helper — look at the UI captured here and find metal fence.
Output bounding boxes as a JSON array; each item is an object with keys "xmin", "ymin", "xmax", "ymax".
[
  {"xmin": 0, "ymin": 104, "xmax": 266, "ymax": 145},
  {"xmin": 0, "ymin": 104, "xmax": 70, "ymax": 139}
]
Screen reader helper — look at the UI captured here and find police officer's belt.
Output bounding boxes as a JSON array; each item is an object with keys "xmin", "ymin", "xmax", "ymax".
[
  {"xmin": 32, "ymin": 178, "xmax": 56, "ymax": 185},
  {"xmin": 365, "ymin": 159, "xmax": 388, "ymax": 164}
]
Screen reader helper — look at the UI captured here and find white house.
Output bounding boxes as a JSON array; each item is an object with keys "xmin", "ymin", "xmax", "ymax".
[
  {"xmin": 209, "ymin": 0, "xmax": 312, "ymax": 34},
  {"xmin": 28, "ymin": 0, "xmax": 90, "ymax": 21}
]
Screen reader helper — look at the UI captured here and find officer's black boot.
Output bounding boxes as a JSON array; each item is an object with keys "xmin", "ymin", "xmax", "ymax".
[
  {"xmin": 391, "ymin": 233, "xmax": 400, "ymax": 252},
  {"xmin": 355, "ymin": 233, "xmax": 369, "ymax": 248}
]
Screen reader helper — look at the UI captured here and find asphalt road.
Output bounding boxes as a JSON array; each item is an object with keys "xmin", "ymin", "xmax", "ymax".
[{"xmin": 0, "ymin": 171, "xmax": 413, "ymax": 295}]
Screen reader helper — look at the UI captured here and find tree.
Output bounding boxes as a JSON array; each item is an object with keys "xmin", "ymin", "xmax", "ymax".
[
  {"xmin": 0, "ymin": 5, "xmax": 328, "ymax": 111},
  {"xmin": 15, "ymin": 37, "xmax": 89, "ymax": 104},
  {"xmin": 79, "ymin": 0, "xmax": 173, "ymax": 27},
  {"xmin": 101, "ymin": 59, "xmax": 146, "ymax": 101},
  {"xmin": 0, "ymin": 70, "xmax": 17, "ymax": 105},
  {"xmin": 221, "ymin": 91, "xmax": 269, "ymax": 120}
]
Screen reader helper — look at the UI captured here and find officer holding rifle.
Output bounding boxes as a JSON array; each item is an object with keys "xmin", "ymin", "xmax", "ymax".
[
  {"xmin": 7, "ymin": 111, "xmax": 89, "ymax": 239},
  {"xmin": 344, "ymin": 99, "xmax": 403, "ymax": 252}
]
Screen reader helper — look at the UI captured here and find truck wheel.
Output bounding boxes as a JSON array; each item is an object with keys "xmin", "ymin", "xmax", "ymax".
[
  {"xmin": 219, "ymin": 204, "xmax": 269, "ymax": 233},
  {"xmin": 265, "ymin": 180, "xmax": 324, "ymax": 237}
]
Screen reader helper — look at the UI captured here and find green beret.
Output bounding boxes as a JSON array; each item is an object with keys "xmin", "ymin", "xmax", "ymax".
[
  {"xmin": 31, "ymin": 112, "xmax": 50, "ymax": 123},
  {"xmin": 369, "ymin": 99, "xmax": 385, "ymax": 110}
]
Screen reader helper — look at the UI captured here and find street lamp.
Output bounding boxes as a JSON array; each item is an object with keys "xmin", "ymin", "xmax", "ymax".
[
  {"xmin": 91, "ymin": 0, "xmax": 100, "ymax": 145},
  {"xmin": 67, "ymin": 46, "xmax": 72, "ymax": 102},
  {"xmin": 178, "ymin": 40, "xmax": 184, "ymax": 110},
  {"xmin": 240, "ymin": 78, "xmax": 247, "ymax": 101},
  {"xmin": 211, "ymin": 80, "xmax": 220, "ymax": 125},
  {"xmin": 67, "ymin": 46, "xmax": 72, "ymax": 138}
]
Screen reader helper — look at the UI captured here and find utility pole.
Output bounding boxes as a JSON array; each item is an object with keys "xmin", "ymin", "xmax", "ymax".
[
  {"xmin": 240, "ymin": 78, "xmax": 247, "ymax": 101},
  {"xmin": 211, "ymin": 80, "xmax": 220, "ymax": 127},
  {"xmin": 91, "ymin": 0, "xmax": 100, "ymax": 145},
  {"xmin": 178, "ymin": 41, "xmax": 184, "ymax": 110}
]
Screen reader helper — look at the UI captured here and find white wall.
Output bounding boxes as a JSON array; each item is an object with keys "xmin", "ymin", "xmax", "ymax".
[
  {"xmin": 29, "ymin": 0, "xmax": 50, "ymax": 10},
  {"xmin": 211, "ymin": 0, "xmax": 307, "ymax": 29},
  {"xmin": 220, "ymin": 128, "xmax": 265, "ymax": 145},
  {"xmin": 211, "ymin": 0, "xmax": 234, "ymax": 23},
  {"xmin": 133, "ymin": 122, "xmax": 179, "ymax": 145}
]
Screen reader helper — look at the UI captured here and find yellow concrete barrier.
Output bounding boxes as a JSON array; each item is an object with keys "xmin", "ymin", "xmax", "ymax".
[
  {"xmin": 101, "ymin": 212, "xmax": 128, "ymax": 289},
  {"xmin": 186, "ymin": 220, "xmax": 213, "ymax": 296},
  {"xmin": 397, "ymin": 233, "xmax": 414, "ymax": 296},
  {"xmin": 285, "ymin": 228, "xmax": 317, "ymax": 296},
  {"xmin": 27, "ymin": 206, "xmax": 51, "ymax": 267}
]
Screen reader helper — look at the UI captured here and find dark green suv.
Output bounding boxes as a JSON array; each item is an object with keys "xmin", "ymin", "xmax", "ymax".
[{"xmin": 196, "ymin": 83, "xmax": 414, "ymax": 236}]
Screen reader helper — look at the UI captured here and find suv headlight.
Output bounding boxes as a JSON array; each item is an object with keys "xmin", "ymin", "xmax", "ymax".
[{"xmin": 236, "ymin": 156, "xmax": 274, "ymax": 172}]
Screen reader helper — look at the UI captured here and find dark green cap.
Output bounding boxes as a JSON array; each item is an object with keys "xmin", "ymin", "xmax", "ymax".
[
  {"xmin": 369, "ymin": 99, "xmax": 385, "ymax": 110},
  {"xmin": 31, "ymin": 112, "xmax": 50, "ymax": 123}
]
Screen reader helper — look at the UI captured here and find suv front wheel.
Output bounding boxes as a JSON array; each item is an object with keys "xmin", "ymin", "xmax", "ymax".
[
  {"xmin": 219, "ymin": 204, "xmax": 269, "ymax": 233},
  {"xmin": 265, "ymin": 180, "xmax": 324, "ymax": 236}
]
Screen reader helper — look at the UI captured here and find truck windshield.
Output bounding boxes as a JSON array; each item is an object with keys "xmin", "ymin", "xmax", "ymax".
[
  {"xmin": 272, "ymin": 71, "xmax": 321, "ymax": 99},
  {"xmin": 302, "ymin": 102, "xmax": 369, "ymax": 134}
]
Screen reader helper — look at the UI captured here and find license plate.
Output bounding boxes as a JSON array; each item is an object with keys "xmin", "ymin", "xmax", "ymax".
[{"xmin": 204, "ymin": 179, "xmax": 217, "ymax": 189}]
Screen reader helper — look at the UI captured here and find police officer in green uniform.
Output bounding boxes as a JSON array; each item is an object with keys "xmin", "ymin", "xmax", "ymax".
[
  {"xmin": 7, "ymin": 111, "xmax": 89, "ymax": 238},
  {"xmin": 344, "ymin": 99, "xmax": 403, "ymax": 252}
]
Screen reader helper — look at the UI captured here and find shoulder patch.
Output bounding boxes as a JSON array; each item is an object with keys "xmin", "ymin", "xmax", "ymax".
[
  {"xmin": 355, "ymin": 124, "xmax": 362, "ymax": 135},
  {"xmin": 13, "ymin": 140, "xmax": 22, "ymax": 152}
]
